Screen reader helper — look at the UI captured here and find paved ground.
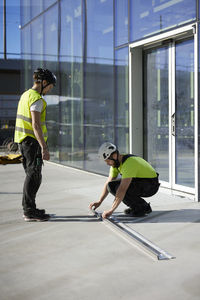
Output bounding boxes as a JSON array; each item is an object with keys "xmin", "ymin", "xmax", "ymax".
[{"xmin": 0, "ymin": 162, "xmax": 200, "ymax": 300}]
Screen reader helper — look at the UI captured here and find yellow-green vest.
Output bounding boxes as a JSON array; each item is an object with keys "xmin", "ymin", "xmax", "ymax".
[{"xmin": 14, "ymin": 89, "xmax": 48, "ymax": 143}]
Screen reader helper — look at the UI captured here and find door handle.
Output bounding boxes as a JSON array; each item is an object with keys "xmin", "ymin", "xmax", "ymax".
[{"xmin": 171, "ymin": 113, "xmax": 175, "ymax": 136}]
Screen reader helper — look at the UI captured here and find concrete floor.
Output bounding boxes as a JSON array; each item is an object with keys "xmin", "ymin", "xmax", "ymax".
[{"xmin": 0, "ymin": 162, "xmax": 200, "ymax": 300}]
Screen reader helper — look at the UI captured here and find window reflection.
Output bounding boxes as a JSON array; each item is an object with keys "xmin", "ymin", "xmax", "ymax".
[
  {"xmin": 44, "ymin": 5, "xmax": 58, "ymax": 62},
  {"xmin": 30, "ymin": 0, "xmax": 43, "ymax": 20},
  {"xmin": 59, "ymin": 0, "xmax": 83, "ymax": 169},
  {"xmin": 130, "ymin": 0, "xmax": 196, "ymax": 41},
  {"xmin": 144, "ymin": 46, "xmax": 169, "ymax": 181},
  {"xmin": 19, "ymin": 0, "xmax": 197, "ymax": 179},
  {"xmin": 115, "ymin": 0, "xmax": 128, "ymax": 46},
  {"xmin": 175, "ymin": 39, "xmax": 194, "ymax": 187},
  {"xmin": 84, "ymin": 0, "xmax": 114, "ymax": 173},
  {"xmin": 6, "ymin": 0, "xmax": 21, "ymax": 59},
  {"xmin": 31, "ymin": 16, "xmax": 44, "ymax": 62},
  {"xmin": 45, "ymin": 95, "xmax": 60, "ymax": 163},
  {"xmin": 115, "ymin": 47, "xmax": 129, "ymax": 153}
]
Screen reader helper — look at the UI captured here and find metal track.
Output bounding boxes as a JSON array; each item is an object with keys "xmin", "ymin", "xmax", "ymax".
[{"xmin": 91, "ymin": 209, "xmax": 175, "ymax": 261}]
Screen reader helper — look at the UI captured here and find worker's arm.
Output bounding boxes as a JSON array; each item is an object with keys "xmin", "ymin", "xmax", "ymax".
[
  {"xmin": 31, "ymin": 111, "xmax": 50, "ymax": 160},
  {"xmin": 102, "ymin": 177, "xmax": 132, "ymax": 219},
  {"xmin": 89, "ymin": 176, "xmax": 116, "ymax": 210}
]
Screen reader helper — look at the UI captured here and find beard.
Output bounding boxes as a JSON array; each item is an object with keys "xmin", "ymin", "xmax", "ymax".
[{"xmin": 113, "ymin": 159, "xmax": 120, "ymax": 168}]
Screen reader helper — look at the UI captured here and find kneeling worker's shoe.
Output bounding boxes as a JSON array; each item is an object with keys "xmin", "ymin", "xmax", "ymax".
[
  {"xmin": 124, "ymin": 208, "xmax": 146, "ymax": 217},
  {"xmin": 130, "ymin": 211, "xmax": 146, "ymax": 217},
  {"xmin": 144, "ymin": 203, "xmax": 152, "ymax": 214},
  {"xmin": 124, "ymin": 203, "xmax": 152, "ymax": 217}
]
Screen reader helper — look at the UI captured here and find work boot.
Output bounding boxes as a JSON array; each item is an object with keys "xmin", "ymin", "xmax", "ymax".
[
  {"xmin": 23, "ymin": 208, "xmax": 47, "ymax": 218},
  {"xmin": 36, "ymin": 209, "xmax": 51, "ymax": 218},
  {"xmin": 124, "ymin": 208, "xmax": 145, "ymax": 217},
  {"xmin": 36, "ymin": 208, "xmax": 46, "ymax": 215},
  {"xmin": 23, "ymin": 210, "xmax": 50, "ymax": 222},
  {"xmin": 144, "ymin": 203, "xmax": 152, "ymax": 214},
  {"xmin": 124, "ymin": 203, "xmax": 152, "ymax": 217}
]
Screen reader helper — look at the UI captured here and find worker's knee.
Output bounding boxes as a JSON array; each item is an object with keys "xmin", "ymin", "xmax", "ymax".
[
  {"xmin": 26, "ymin": 166, "xmax": 42, "ymax": 183},
  {"xmin": 107, "ymin": 180, "xmax": 121, "ymax": 196}
]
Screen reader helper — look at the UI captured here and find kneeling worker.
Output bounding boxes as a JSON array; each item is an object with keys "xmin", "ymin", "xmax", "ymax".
[{"xmin": 89, "ymin": 142, "xmax": 160, "ymax": 219}]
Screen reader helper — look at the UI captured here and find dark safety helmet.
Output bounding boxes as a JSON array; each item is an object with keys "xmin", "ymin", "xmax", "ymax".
[{"xmin": 33, "ymin": 68, "xmax": 57, "ymax": 86}]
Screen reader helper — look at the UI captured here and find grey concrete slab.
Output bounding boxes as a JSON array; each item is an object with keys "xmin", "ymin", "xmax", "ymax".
[{"xmin": 0, "ymin": 162, "xmax": 200, "ymax": 300}]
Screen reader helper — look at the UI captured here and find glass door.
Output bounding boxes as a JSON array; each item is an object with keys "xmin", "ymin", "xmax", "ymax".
[
  {"xmin": 174, "ymin": 39, "xmax": 194, "ymax": 189},
  {"xmin": 144, "ymin": 45, "xmax": 170, "ymax": 183},
  {"xmin": 144, "ymin": 37, "xmax": 195, "ymax": 192}
]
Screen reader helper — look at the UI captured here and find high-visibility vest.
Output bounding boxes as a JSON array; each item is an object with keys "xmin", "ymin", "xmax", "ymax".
[{"xmin": 14, "ymin": 89, "xmax": 48, "ymax": 143}]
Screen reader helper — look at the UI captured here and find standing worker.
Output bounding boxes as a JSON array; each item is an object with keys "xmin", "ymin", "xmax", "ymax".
[
  {"xmin": 14, "ymin": 68, "xmax": 56, "ymax": 221},
  {"xmin": 89, "ymin": 142, "xmax": 160, "ymax": 219}
]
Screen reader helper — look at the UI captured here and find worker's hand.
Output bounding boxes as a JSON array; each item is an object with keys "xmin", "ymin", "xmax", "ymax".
[
  {"xmin": 42, "ymin": 148, "xmax": 50, "ymax": 160},
  {"xmin": 89, "ymin": 201, "xmax": 101, "ymax": 210},
  {"xmin": 102, "ymin": 209, "xmax": 113, "ymax": 219}
]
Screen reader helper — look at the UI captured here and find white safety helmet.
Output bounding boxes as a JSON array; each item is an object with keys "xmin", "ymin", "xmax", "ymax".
[{"xmin": 98, "ymin": 142, "xmax": 117, "ymax": 160}]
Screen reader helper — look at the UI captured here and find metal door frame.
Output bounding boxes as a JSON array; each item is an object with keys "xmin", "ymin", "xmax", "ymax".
[{"xmin": 129, "ymin": 23, "xmax": 198, "ymax": 200}]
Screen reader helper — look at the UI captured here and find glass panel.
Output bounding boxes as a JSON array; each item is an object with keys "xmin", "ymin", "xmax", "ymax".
[
  {"xmin": 60, "ymin": 0, "xmax": 82, "ymax": 60},
  {"xmin": 84, "ymin": 0, "xmax": 114, "ymax": 174},
  {"xmin": 45, "ymin": 95, "xmax": 60, "ymax": 163},
  {"xmin": 175, "ymin": 39, "xmax": 194, "ymax": 187},
  {"xmin": 20, "ymin": 0, "xmax": 31, "ymax": 26},
  {"xmin": 30, "ymin": 0, "xmax": 43, "ymax": 20},
  {"xmin": 44, "ymin": 4, "xmax": 58, "ymax": 62},
  {"xmin": 59, "ymin": 0, "xmax": 83, "ymax": 169},
  {"xmin": 31, "ymin": 15, "xmax": 44, "ymax": 62},
  {"xmin": 199, "ymin": 24, "xmax": 200, "ymax": 193},
  {"xmin": 6, "ymin": 0, "xmax": 21, "ymax": 59},
  {"xmin": 21, "ymin": 25, "xmax": 32, "ymax": 90},
  {"xmin": 144, "ymin": 46, "xmax": 169, "ymax": 182},
  {"xmin": 86, "ymin": 0, "xmax": 113, "ymax": 61},
  {"xmin": 115, "ymin": 47, "xmax": 129, "ymax": 153},
  {"xmin": 44, "ymin": 0, "xmax": 57, "ymax": 10},
  {"xmin": 199, "ymin": 0, "xmax": 200, "ymax": 20},
  {"xmin": 0, "ymin": 2, "xmax": 4, "ymax": 58},
  {"xmin": 130, "ymin": 0, "xmax": 196, "ymax": 42},
  {"xmin": 21, "ymin": 26, "xmax": 31, "ymax": 60},
  {"xmin": 115, "ymin": 0, "xmax": 128, "ymax": 46}
]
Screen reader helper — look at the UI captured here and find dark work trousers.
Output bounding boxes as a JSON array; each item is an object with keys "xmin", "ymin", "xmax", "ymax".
[
  {"xmin": 19, "ymin": 137, "xmax": 43, "ymax": 213},
  {"xmin": 107, "ymin": 175, "xmax": 160, "ymax": 214}
]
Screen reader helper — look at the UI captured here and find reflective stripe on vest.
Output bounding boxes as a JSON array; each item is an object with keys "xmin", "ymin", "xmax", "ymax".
[
  {"xmin": 16, "ymin": 114, "xmax": 46, "ymax": 126},
  {"xmin": 15, "ymin": 126, "xmax": 48, "ymax": 138}
]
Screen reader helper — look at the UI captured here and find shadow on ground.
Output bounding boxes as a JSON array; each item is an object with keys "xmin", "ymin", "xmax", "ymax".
[{"xmin": 49, "ymin": 209, "xmax": 200, "ymax": 223}]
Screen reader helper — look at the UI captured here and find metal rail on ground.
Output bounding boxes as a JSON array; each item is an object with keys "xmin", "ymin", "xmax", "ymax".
[{"xmin": 91, "ymin": 209, "xmax": 175, "ymax": 261}]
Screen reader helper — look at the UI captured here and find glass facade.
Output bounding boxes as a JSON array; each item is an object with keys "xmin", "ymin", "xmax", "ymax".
[
  {"xmin": 198, "ymin": 22, "xmax": 200, "ymax": 196},
  {"xmin": 0, "ymin": 0, "xmax": 21, "ymax": 146},
  {"xmin": 0, "ymin": 0, "xmax": 21, "ymax": 59},
  {"xmin": 115, "ymin": 47, "xmax": 129, "ymax": 153},
  {"xmin": 115, "ymin": 0, "xmax": 128, "ymax": 46},
  {"xmin": 20, "ymin": 0, "xmax": 116, "ymax": 175},
  {"xmin": 130, "ymin": 0, "xmax": 196, "ymax": 42},
  {"xmin": 19, "ymin": 0, "xmax": 199, "ymax": 188},
  {"xmin": 84, "ymin": 0, "xmax": 114, "ymax": 173},
  {"xmin": 59, "ymin": 0, "xmax": 83, "ymax": 168}
]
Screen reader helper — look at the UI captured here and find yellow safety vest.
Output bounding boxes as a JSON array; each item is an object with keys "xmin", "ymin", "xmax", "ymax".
[{"xmin": 14, "ymin": 89, "xmax": 48, "ymax": 143}]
